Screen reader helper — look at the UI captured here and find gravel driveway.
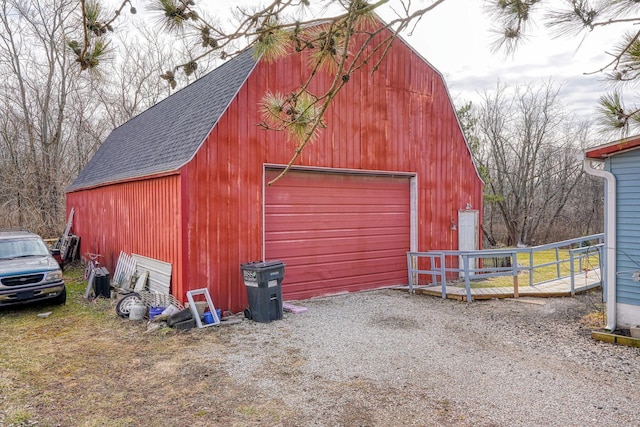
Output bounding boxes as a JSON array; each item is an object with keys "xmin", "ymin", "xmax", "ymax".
[{"xmin": 208, "ymin": 289, "xmax": 639, "ymax": 426}]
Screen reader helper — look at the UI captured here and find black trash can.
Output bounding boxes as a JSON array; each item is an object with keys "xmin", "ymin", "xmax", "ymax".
[{"xmin": 240, "ymin": 261, "xmax": 285, "ymax": 323}]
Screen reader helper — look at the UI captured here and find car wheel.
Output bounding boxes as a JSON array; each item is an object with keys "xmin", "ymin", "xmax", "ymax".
[
  {"xmin": 116, "ymin": 293, "xmax": 142, "ymax": 318},
  {"xmin": 53, "ymin": 287, "xmax": 67, "ymax": 305}
]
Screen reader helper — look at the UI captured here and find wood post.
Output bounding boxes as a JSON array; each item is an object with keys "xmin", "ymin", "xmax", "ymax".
[{"xmin": 411, "ymin": 256, "xmax": 417, "ymax": 290}]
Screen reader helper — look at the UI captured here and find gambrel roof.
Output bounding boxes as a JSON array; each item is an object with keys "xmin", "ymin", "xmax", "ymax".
[{"xmin": 69, "ymin": 48, "xmax": 258, "ymax": 191}]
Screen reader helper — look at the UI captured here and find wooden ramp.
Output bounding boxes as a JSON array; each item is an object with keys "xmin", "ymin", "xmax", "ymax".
[{"xmin": 394, "ymin": 269, "xmax": 602, "ymax": 301}]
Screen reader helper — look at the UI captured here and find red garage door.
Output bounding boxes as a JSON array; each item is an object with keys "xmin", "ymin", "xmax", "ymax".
[{"xmin": 265, "ymin": 169, "xmax": 411, "ymax": 300}]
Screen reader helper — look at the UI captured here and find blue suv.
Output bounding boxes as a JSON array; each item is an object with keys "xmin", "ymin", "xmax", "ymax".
[{"xmin": 0, "ymin": 230, "xmax": 66, "ymax": 306}]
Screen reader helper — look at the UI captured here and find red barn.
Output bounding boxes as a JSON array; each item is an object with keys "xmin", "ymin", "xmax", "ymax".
[{"xmin": 66, "ymin": 27, "xmax": 483, "ymax": 312}]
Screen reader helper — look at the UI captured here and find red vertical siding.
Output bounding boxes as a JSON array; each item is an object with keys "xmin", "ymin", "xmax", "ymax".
[
  {"xmin": 69, "ymin": 27, "xmax": 482, "ymax": 313},
  {"xmin": 65, "ymin": 174, "xmax": 183, "ymax": 299},
  {"xmin": 178, "ymin": 29, "xmax": 483, "ymax": 312}
]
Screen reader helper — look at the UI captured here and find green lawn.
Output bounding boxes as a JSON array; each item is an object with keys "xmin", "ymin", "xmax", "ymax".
[{"xmin": 468, "ymin": 248, "xmax": 601, "ymax": 288}]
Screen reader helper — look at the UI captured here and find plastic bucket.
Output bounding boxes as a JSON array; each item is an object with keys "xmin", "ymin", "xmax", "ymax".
[
  {"xmin": 203, "ymin": 311, "xmax": 214, "ymax": 324},
  {"xmin": 203, "ymin": 309, "xmax": 221, "ymax": 324},
  {"xmin": 129, "ymin": 302, "xmax": 146, "ymax": 321}
]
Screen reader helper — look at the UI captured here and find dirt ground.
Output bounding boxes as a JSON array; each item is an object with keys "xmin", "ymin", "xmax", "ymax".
[{"xmin": 0, "ymin": 267, "xmax": 637, "ymax": 427}]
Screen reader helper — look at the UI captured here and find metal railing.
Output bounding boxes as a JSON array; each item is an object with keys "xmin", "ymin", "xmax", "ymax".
[
  {"xmin": 407, "ymin": 233, "xmax": 604, "ymax": 302},
  {"xmin": 568, "ymin": 244, "xmax": 603, "ymax": 296}
]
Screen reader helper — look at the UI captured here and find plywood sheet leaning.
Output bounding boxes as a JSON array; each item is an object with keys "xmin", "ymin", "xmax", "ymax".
[
  {"xmin": 132, "ymin": 254, "xmax": 171, "ymax": 295},
  {"xmin": 59, "ymin": 208, "xmax": 74, "ymax": 260}
]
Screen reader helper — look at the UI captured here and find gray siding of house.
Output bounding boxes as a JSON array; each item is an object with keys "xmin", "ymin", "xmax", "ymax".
[{"xmin": 607, "ymin": 150, "xmax": 640, "ymax": 306}]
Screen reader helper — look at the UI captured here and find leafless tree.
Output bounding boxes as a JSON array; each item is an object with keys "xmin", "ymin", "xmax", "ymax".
[
  {"xmin": 0, "ymin": 0, "xmax": 83, "ymax": 235},
  {"xmin": 473, "ymin": 81, "xmax": 596, "ymax": 246},
  {"xmin": 0, "ymin": 0, "xmax": 220, "ymax": 235},
  {"xmin": 89, "ymin": 23, "xmax": 215, "ymax": 130}
]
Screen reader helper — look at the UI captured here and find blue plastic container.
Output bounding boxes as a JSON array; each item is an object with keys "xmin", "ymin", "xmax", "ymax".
[
  {"xmin": 148, "ymin": 306, "xmax": 165, "ymax": 320},
  {"xmin": 203, "ymin": 309, "xmax": 221, "ymax": 324},
  {"xmin": 203, "ymin": 311, "xmax": 214, "ymax": 324}
]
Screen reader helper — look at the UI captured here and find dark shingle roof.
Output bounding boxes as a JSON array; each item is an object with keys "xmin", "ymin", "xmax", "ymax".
[{"xmin": 68, "ymin": 48, "xmax": 258, "ymax": 191}]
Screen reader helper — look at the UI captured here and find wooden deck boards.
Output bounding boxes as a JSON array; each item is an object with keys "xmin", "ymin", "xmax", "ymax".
[{"xmin": 395, "ymin": 269, "xmax": 602, "ymax": 301}]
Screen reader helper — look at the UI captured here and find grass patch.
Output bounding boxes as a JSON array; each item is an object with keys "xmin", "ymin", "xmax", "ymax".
[
  {"xmin": 235, "ymin": 402, "xmax": 285, "ymax": 423},
  {"xmin": 0, "ymin": 264, "xmax": 215, "ymax": 426},
  {"xmin": 467, "ymin": 248, "xmax": 601, "ymax": 288},
  {"xmin": 3, "ymin": 406, "xmax": 35, "ymax": 425},
  {"xmin": 580, "ymin": 305, "xmax": 606, "ymax": 329}
]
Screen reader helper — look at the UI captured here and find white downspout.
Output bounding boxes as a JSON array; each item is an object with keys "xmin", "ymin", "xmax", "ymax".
[{"xmin": 582, "ymin": 154, "xmax": 616, "ymax": 331}]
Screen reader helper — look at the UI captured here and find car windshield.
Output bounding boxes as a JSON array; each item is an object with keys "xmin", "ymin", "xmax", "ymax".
[{"xmin": 0, "ymin": 237, "xmax": 50, "ymax": 260}]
